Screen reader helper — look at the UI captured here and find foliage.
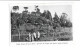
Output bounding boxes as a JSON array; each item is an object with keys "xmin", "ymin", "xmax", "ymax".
[{"xmin": 11, "ymin": 6, "xmax": 72, "ymax": 41}]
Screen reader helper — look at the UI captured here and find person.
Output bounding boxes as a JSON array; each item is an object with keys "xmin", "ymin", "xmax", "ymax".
[
  {"xmin": 33, "ymin": 31, "xmax": 41, "ymax": 41},
  {"xmin": 31, "ymin": 33, "xmax": 34, "ymax": 41},
  {"xmin": 28, "ymin": 33, "xmax": 31, "ymax": 42},
  {"xmin": 33, "ymin": 32, "xmax": 36, "ymax": 41},
  {"xmin": 37, "ymin": 32, "xmax": 40, "ymax": 41}
]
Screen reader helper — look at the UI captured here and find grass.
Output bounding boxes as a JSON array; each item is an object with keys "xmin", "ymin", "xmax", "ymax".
[{"xmin": 11, "ymin": 27, "xmax": 72, "ymax": 42}]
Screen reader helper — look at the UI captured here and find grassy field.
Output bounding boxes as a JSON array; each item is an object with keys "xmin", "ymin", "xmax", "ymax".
[
  {"xmin": 54, "ymin": 27, "xmax": 72, "ymax": 41},
  {"xmin": 11, "ymin": 27, "xmax": 72, "ymax": 42}
]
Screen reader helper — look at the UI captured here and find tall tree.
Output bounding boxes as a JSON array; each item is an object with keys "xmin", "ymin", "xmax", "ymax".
[
  {"xmin": 53, "ymin": 12, "xmax": 60, "ymax": 23},
  {"xmin": 60, "ymin": 13, "xmax": 72, "ymax": 27},
  {"xmin": 12, "ymin": 6, "xmax": 19, "ymax": 13}
]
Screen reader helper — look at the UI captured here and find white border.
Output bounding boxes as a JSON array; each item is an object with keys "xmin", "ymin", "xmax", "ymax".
[
  {"xmin": 1, "ymin": 1, "xmax": 80, "ymax": 50},
  {"xmin": 9, "ymin": 1, "xmax": 73, "ymax": 46}
]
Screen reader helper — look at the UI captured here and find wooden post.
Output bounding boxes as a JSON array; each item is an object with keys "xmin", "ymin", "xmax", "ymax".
[
  {"xmin": 17, "ymin": 28, "xmax": 21, "ymax": 40},
  {"xmin": 19, "ymin": 30, "xmax": 21, "ymax": 40}
]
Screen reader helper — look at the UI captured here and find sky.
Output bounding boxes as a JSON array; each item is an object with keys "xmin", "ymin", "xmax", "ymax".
[{"xmin": 11, "ymin": 5, "xmax": 72, "ymax": 21}]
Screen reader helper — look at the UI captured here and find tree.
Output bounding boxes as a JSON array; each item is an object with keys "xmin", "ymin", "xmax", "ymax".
[
  {"xmin": 60, "ymin": 13, "xmax": 72, "ymax": 27},
  {"xmin": 42, "ymin": 10, "xmax": 52, "ymax": 21},
  {"xmin": 21, "ymin": 7, "xmax": 30, "ymax": 23},
  {"xmin": 53, "ymin": 12, "xmax": 60, "ymax": 23},
  {"xmin": 52, "ymin": 12, "xmax": 61, "ymax": 29},
  {"xmin": 24, "ymin": 7, "xmax": 28, "ymax": 11},
  {"xmin": 66, "ymin": 20, "xmax": 72, "ymax": 27},
  {"xmin": 12, "ymin": 6, "xmax": 19, "ymax": 13},
  {"xmin": 35, "ymin": 5, "xmax": 40, "ymax": 13}
]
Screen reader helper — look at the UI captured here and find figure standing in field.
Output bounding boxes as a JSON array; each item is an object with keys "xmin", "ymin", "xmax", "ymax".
[
  {"xmin": 33, "ymin": 32, "xmax": 36, "ymax": 41},
  {"xmin": 28, "ymin": 32, "xmax": 35, "ymax": 42},
  {"xmin": 33, "ymin": 31, "xmax": 40, "ymax": 41},
  {"xmin": 28, "ymin": 33, "xmax": 32, "ymax": 42},
  {"xmin": 37, "ymin": 32, "xmax": 40, "ymax": 41}
]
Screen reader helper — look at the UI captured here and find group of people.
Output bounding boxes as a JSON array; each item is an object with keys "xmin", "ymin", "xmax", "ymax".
[{"xmin": 26, "ymin": 31, "xmax": 41, "ymax": 42}]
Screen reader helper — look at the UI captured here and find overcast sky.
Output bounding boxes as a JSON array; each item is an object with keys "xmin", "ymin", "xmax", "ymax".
[{"xmin": 11, "ymin": 5, "xmax": 72, "ymax": 21}]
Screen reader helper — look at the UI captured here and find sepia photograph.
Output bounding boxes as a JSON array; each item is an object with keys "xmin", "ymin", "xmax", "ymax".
[{"xmin": 10, "ymin": 5, "xmax": 72, "ymax": 42}]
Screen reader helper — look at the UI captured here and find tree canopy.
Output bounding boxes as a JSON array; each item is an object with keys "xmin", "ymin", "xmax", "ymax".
[{"xmin": 11, "ymin": 6, "xmax": 72, "ymax": 35}]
